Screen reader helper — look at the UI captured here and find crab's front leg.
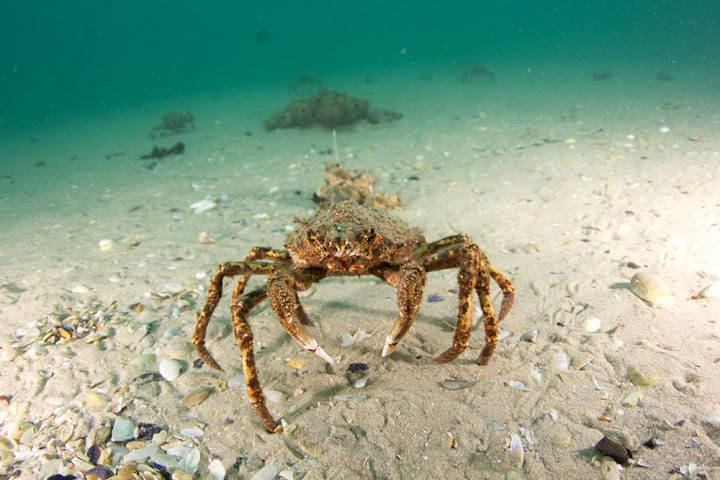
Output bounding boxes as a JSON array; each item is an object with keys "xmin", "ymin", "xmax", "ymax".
[
  {"xmin": 380, "ymin": 263, "xmax": 427, "ymax": 357},
  {"xmin": 267, "ymin": 269, "xmax": 334, "ymax": 364},
  {"xmin": 229, "ymin": 286, "xmax": 279, "ymax": 432}
]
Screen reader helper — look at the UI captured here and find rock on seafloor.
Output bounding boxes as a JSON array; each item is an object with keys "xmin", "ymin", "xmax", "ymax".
[{"xmin": 111, "ymin": 417, "xmax": 136, "ymax": 442}]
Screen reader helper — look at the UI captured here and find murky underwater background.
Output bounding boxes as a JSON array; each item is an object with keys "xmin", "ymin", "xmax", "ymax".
[{"xmin": 1, "ymin": 0, "xmax": 718, "ymax": 135}]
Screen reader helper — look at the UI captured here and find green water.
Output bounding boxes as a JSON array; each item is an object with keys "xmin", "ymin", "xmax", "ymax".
[{"xmin": 1, "ymin": 0, "xmax": 718, "ymax": 132}]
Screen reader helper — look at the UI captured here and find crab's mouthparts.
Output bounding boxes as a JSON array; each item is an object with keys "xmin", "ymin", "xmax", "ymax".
[{"xmin": 326, "ymin": 258, "xmax": 365, "ymax": 272}]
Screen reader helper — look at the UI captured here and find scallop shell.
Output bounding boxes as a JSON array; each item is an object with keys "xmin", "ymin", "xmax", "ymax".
[{"xmin": 629, "ymin": 272, "xmax": 675, "ymax": 306}]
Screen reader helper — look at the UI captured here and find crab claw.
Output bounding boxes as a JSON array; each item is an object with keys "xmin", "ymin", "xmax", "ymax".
[
  {"xmin": 305, "ymin": 339, "xmax": 335, "ymax": 365},
  {"xmin": 381, "ymin": 337, "xmax": 398, "ymax": 357}
]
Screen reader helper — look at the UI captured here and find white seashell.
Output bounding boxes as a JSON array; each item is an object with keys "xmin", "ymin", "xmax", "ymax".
[
  {"xmin": 190, "ymin": 199, "xmax": 218, "ymax": 215},
  {"xmin": 552, "ymin": 352, "xmax": 569, "ymax": 371},
  {"xmin": 508, "ymin": 380, "xmax": 532, "ymax": 392},
  {"xmin": 519, "ymin": 329, "xmax": 538, "ymax": 343},
  {"xmin": 340, "ymin": 333, "xmax": 354, "ymax": 347},
  {"xmin": 507, "ymin": 433, "xmax": 524, "ymax": 469},
  {"xmin": 582, "ymin": 317, "xmax": 602, "ymax": 333},
  {"xmin": 179, "ymin": 427, "xmax": 204, "ymax": 438},
  {"xmin": 123, "ymin": 445, "xmax": 158, "ymax": 463},
  {"xmin": 251, "ymin": 464, "xmax": 278, "ymax": 480},
  {"xmin": 163, "ymin": 283, "xmax": 184, "ymax": 295},
  {"xmin": 198, "ymin": 231, "xmax": 216, "ymax": 244},
  {"xmin": 354, "ymin": 376, "xmax": 369, "ymax": 389},
  {"xmin": 98, "ymin": 239, "xmax": 115, "ymax": 251},
  {"xmin": 353, "ymin": 329, "xmax": 368, "ymax": 343},
  {"xmin": 265, "ymin": 389, "xmax": 286, "ymax": 403},
  {"xmin": 699, "ymin": 282, "xmax": 720, "ymax": 299},
  {"xmin": 150, "ymin": 452, "xmax": 179, "ymax": 470},
  {"xmin": 278, "ymin": 469, "xmax": 294, "ymax": 480},
  {"xmin": 207, "ymin": 459, "xmax": 226, "ymax": 480},
  {"xmin": 159, "ymin": 358, "xmax": 183, "ymax": 381},
  {"xmin": 178, "ymin": 447, "xmax": 200, "ymax": 475},
  {"xmin": 71, "ymin": 284, "xmax": 90, "ymax": 294},
  {"xmin": 116, "ymin": 323, "xmax": 148, "ymax": 346},
  {"xmin": 629, "ymin": 272, "xmax": 675, "ymax": 306}
]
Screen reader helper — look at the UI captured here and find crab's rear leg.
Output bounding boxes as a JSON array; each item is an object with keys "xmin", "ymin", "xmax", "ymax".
[
  {"xmin": 487, "ymin": 264, "xmax": 515, "ymax": 322},
  {"xmin": 267, "ymin": 270, "xmax": 334, "ymax": 364},
  {"xmin": 229, "ymin": 286, "xmax": 279, "ymax": 432},
  {"xmin": 424, "ymin": 239, "xmax": 483, "ymax": 364}
]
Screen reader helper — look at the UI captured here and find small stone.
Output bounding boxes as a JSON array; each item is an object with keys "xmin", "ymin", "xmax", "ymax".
[
  {"xmin": 98, "ymin": 239, "xmax": 115, "ymax": 251},
  {"xmin": 582, "ymin": 317, "xmax": 602, "ymax": 333},
  {"xmin": 198, "ymin": 231, "xmax": 216, "ymax": 245},
  {"xmin": 621, "ymin": 391, "xmax": 644, "ymax": 407},
  {"xmin": 552, "ymin": 352, "xmax": 569, "ymax": 371},
  {"xmin": 519, "ymin": 329, "xmax": 538, "ymax": 343},
  {"xmin": 159, "ymin": 359, "xmax": 183, "ymax": 381},
  {"xmin": 190, "ymin": 199, "xmax": 218, "ymax": 215},
  {"xmin": 111, "ymin": 417, "xmax": 136, "ymax": 442},
  {"xmin": 84, "ymin": 392, "xmax": 110, "ymax": 408},
  {"xmin": 627, "ymin": 366, "xmax": 659, "ymax": 387},
  {"xmin": 595, "ymin": 435, "xmax": 631, "ymax": 464}
]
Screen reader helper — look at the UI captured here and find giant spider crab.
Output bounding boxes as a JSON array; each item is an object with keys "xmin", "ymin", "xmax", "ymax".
[{"xmin": 193, "ymin": 200, "xmax": 515, "ymax": 432}]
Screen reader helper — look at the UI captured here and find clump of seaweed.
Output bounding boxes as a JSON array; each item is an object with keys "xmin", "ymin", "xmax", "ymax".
[
  {"xmin": 591, "ymin": 70, "xmax": 613, "ymax": 81},
  {"xmin": 150, "ymin": 111, "xmax": 194, "ymax": 138},
  {"xmin": 264, "ymin": 89, "xmax": 402, "ymax": 131},
  {"xmin": 311, "ymin": 163, "xmax": 400, "ymax": 210},
  {"xmin": 140, "ymin": 142, "xmax": 185, "ymax": 160},
  {"xmin": 458, "ymin": 64, "xmax": 496, "ymax": 84}
]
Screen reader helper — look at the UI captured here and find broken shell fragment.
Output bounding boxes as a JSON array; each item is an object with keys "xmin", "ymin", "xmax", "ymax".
[
  {"xmin": 197, "ymin": 231, "xmax": 216, "ymax": 245},
  {"xmin": 440, "ymin": 378, "xmax": 476, "ymax": 390},
  {"xmin": 629, "ymin": 272, "xmax": 675, "ymax": 306},
  {"xmin": 699, "ymin": 282, "xmax": 720, "ymax": 299}
]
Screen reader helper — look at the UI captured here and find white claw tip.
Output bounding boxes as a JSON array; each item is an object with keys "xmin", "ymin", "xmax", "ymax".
[
  {"xmin": 381, "ymin": 343, "xmax": 396, "ymax": 358},
  {"xmin": 314, "ymin": 346, "xmax": 335, "ymax": 365}
]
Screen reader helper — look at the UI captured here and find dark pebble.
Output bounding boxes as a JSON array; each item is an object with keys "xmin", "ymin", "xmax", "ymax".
[
  {"xmin": 135, "ymin": 372, "xmax": 164, "ymax": 384},
  {"xmin": 427, "ymin": 294, "xmax": 445, "ymax": 303},
  {"xmin": 642, "ymin": 437, "xmax": 659, "ymax": 449},
  {"xmin": 137, "ymin": 422, "xmax": 165, "ymax": 440},
  {"xmin": 595, "ymin": 435, "xmax": 631, "ymax": 464},
  {"xmin": 47, "ymin": 476, "xmax": 75, "ymax": 480},
  {"xmin": 84, "ymin": 466, "xmax": 111, "ymax": 479},
  {"xmin": 86, "ymin": 444, "xmax": 101, "ymax": 464},
  {"xmin": 347, "ymin": 363, "xmax": 369, "ymax": 374}
]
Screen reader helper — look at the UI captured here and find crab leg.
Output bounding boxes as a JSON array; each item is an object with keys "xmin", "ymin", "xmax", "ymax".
[
  {"xmin": 267, "ymin": 271, "xmax": 335, "ymax": 365},
  {"xmin": 381, "ymin": 263, "xmax": 426, "ymax": 357},
  {"xmin": 230, "ymin": 286, "xmax": 278, "ymax": 432},
  {"xmin": 488, "ymin": 264, "xmax": 515, "ymax": 322},
  {"xmin": 194, "ymin": 261, "xmax": 280, "ymax": 371},
  {"xmin": 234, "ymin": 247, "xmax": 292, "ymax": 297},
  {"xmin": 426, "ymin": 241, "xmax": 482, "ymax": 364}
]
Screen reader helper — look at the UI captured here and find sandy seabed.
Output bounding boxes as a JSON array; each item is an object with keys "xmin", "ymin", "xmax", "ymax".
[{"xmin": 1, "ymin": 70, "xmax": 719, "ymax": 479}]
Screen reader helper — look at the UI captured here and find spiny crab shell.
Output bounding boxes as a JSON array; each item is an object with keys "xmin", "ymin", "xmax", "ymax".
[{"xmin": 285, "ymin": 201, "xmax": 425, "ymax": 272}]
